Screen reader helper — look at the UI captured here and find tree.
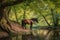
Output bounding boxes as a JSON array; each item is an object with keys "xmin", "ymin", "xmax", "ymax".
[{"xmin": 0, "ymin": 0, "xmax": 31, "ymax": 39}]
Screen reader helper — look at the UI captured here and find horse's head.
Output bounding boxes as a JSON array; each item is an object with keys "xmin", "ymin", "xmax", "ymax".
[{"xmin": 31, "ymin": 18, "xmax": 38, "ymax": 23}]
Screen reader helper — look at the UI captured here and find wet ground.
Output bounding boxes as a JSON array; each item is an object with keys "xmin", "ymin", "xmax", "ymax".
[{"xmin": 1, "ymin": 29, "xmax": 60, "ymax": 40}]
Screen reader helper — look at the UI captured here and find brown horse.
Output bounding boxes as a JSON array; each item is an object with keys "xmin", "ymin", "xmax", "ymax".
[{"xmin": 21, "ymin": 18, "xmax": 38, "ymax": 29}]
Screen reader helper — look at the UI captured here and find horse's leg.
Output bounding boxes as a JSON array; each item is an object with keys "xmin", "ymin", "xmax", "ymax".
[
  {"xmin": 21, "ymin": 21, "xmax": 26, "ymax": 29},
  {"xmin": 30, "ymin": 22, "xmax": 33, "ymax": 30}
]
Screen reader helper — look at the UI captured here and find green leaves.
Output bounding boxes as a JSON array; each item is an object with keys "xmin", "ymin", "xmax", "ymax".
[{"xmin": 8, "ymin": 0, "xmax": 60, "ymax": 26}]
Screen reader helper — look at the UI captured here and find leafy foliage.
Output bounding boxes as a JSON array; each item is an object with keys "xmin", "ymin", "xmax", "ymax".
[{"xmin": 8, "ymin": 0, "xmax": 60, "ymax": 26}]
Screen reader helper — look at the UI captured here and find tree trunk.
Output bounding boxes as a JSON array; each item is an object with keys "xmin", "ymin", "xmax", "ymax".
[
  {"xmin": 0, "ymin": 0, "xmax": 12, "ymax": 40},
  {"xmin": 0, "ymin": 0, "xmax": 31, "ymax": 40}
]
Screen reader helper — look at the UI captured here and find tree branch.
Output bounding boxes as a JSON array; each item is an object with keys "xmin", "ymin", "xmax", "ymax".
[
  {"xmin": 13, "ymin": 6, "xmax": 18, "ymax": 22},
  {"xmin": 1, "ymin": 0, "xmax": 25, "ymax": 8},
  {"xmin": 40, "ymin": 13, "xmax": 51, "ymax": 26}
]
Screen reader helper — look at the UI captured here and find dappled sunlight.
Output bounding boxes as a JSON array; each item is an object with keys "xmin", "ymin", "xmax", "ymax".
[
  {"xmin": 45, "ymin": 31, "xmax": 53, "ymax": 40},
  {"xmin": 32, "ymin": 29, "xmax": 49, "ymax": 37},
  {"xmin": 37, "ymin": 30, "xmax": 49, "ymax": 37}
]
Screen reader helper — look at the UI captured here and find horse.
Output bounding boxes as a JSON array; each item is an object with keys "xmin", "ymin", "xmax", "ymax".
[{"xmin": 21, "ymin": 18, "xmax": 38, "ymax": 30}]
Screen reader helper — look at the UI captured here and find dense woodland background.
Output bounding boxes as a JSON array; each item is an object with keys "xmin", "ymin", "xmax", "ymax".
[
  {"xmin": 0, "ymin": 0, "xmax": 60, "ymax": 40},
  {"xmin": 8, "ymin": 0, "xmax": 60, "ymax": 26}
]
